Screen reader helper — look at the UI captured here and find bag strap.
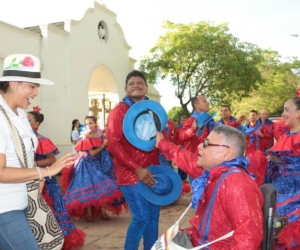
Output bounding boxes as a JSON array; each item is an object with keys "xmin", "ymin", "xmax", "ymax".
[
  {"xmin": 0, "ymin": 105, "xmax": 28, "ymax": 168},
  {"xmin": 176, "ymin": 202, "xmax": 192, "ymax": 224}
]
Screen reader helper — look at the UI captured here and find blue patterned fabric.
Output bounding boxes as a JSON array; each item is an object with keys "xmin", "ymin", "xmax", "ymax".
[
  {"xmin": 64, "ymin": 148, "xmax": 124, "ymax": 211},
  {"xmin": 36, "ymin": 153, "xmax": 76, "ymax": 237},
  {"xmin": 265, "ymin": 131, "xmax": 300, "ymax": 248},
  {"xmin": 266, "ymin": 152, "xmax": 300, "ymax": 222}
]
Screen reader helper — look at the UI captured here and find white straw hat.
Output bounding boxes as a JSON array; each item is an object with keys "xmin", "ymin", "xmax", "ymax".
[{"xmin": 0, "ymin": 54, "xmax": 54, "ymax": 85}]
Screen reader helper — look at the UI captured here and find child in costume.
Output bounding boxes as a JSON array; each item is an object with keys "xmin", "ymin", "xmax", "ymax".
[
  {"xmin": 27, "ymin": 108, "xmax": 85, "ymax": 250},
  {"xmin": 62, "ymin": 116, "xmax": 127, "ymax": 222}
]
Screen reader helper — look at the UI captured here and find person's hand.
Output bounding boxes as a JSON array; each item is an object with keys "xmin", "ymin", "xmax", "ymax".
[
  {"xmin": 155, "ymin": 132, "xmax": 164, "ymax": 147},
  {"xmin": 259, "ymin": 130, "xmax": 264, "ymax": 137},
  {"xmin": 192, "ymin": 119, "xmax": 198, "ymax": 131},
  {"xmin": 236, "ymin": 115, "xmax": 246, "ymax": 124},
  {"xmin": 268, "ymin": 155, "xmax": 282, "ymax": 164},
  {"xmin": 135, "ymin": 167, "xmax": 156, "ymax": 187},
  {"xmin": 266, "ymin": 147, "xmax": 273, "ymax": 155},
  {"xmin": 48, "ymin": 153, "xmax": 75, "ymax": 176}
]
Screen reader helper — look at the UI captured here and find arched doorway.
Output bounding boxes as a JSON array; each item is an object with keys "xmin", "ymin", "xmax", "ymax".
[{"xmin": 88, "ymin": 66, "xmax": 119, "ymax": 129}]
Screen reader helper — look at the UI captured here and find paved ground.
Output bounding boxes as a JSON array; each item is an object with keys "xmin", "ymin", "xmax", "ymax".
[{"xmin": 74, "ymin": 194, "xmax": 194, "ymax": 250}]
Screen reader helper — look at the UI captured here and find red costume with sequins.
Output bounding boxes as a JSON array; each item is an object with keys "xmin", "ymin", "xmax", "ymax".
[
  {"xmin": 107, "ymin": 99, "xmax": 161, "ymax": 250},
  {"xmin": 259, "ymin": 118, "xmax": 275, "ymax": 153},
  {"xmin": 162, "ymin": 120, "xmax": 174, "ymax": 142},
  {"xmin": 179, "ymin": 117, "xmax": 210, "ymax": 154},
  {"xmin": 244, "ymin": 121, "xmax": 269, "ymax": 154},
  {"xmin": 107, "ymin": 102, "xmax": 160, "ymax": 185},
  {"xmin": 158, "ymin": 139, "xmax": 264, "ymax": 249}
]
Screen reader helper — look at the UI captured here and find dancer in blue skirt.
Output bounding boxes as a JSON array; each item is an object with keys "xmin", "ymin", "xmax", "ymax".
[{"xmin": 27, "ymin": 108, "xmax": 85, "ymax": 250}]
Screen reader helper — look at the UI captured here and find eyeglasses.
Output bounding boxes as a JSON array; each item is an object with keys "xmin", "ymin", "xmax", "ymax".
[{"xmin": 203, "ymin": 139, "xmax": 229, "ymax": 148}]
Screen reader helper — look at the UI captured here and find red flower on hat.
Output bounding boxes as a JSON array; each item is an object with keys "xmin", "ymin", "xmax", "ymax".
[{"xmin": 22, "ymin": 56, "xmax": 34, "ymax": 67}]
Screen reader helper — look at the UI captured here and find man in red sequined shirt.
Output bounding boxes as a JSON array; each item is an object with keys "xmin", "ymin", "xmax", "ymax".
[
  {"xmin": 179, "ymin": 95, "xmax": 216, "ymax": 154},
  {"xmin": 107, "ymin": 70, "xmax": 160, "ymax": 250},
  {"xmin": 155, "ymin": 125, "xmax": 263, "ymax": 249}
]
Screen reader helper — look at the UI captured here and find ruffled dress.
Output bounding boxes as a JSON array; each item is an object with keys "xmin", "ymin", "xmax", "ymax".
[
  {"xmin": 265, "ymin": 131, "xmax": 300, "ymax": 249},
  {"xmin": 246, "ymin": 150, "xmax": 268, "ymax": 187},
  {"xmin": 36, "ymin": 137, "xmax": 85, "ymax": 250},
  {"xmin": 62, "ymin": 136, "xmax": 127, "ymax": 218}
]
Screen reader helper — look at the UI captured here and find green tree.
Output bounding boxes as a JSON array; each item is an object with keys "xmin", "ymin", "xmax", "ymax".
[
  {"xmin": 231, "ymin": 50, "xmax": 300, "ymax": 116},
  {"xmin": 139, "ymin": 21, "xmax": 264, "ymax": 116},
  {"xmin": 167, "ymin": 106, "xmax": 186, "ymax": 120}
]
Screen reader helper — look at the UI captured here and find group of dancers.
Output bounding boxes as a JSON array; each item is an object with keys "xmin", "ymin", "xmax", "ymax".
[{"xmin": 27, "ymin": 109, "xmax": 128, "ymax": 250}]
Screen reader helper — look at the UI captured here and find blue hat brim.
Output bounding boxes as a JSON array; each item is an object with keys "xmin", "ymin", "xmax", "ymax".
[
  {"xmin": 123, "ymin": 100, "xmax": 168, "ymax": 151},
  {"xmin": 138, "ymin": 165, "xmax": 182, "ymax": 206},
  {"xmin": 196, "ymin": 112, "xmax": 217, "ymax": 137}
]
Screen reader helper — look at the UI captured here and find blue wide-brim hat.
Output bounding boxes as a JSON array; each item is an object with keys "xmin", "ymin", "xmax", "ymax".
[
  {"xmin": 196, "ymin": 112, "xmax": 217, "ymax": 137},
  {"xmin": 138, "ymin": 165, "xmax": 182, "ymax": 206},
  {"xmin": 123, "ymin": 100, "xmax": 168, "ymax": 151}
]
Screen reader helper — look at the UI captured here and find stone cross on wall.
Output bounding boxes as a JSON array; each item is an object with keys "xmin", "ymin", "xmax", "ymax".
[{"xmin": 89, "ymin": 99, "xmax": 102, "ymax": 119}]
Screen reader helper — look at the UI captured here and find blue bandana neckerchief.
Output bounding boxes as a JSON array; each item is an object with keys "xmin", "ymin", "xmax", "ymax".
[
  {"xmin": 191, "ymin": 110, "xmax": 201, "ymax": 118},
  {"xmin": 218, "ymin": 116, "xmax": 244, "ymax": 134},
  {"xmin": 191, "ymin": 156, "xmax": 250, "ymax": 210},
  {"xmin": 217, "ymin": 116, "xmax": 236, "ymax": 125},
  {"xmin": 243, "ymin": 120, "xmax": 262, "ymax": 145},
  {"xmin": 177, "ymin": 124, "xmax": 183, "ymax": 129},
  {"xmin": 121, "ymin": 95, "xmax": 149, "ymax": 108},
  {"xmin": 259, "ymin": 118, "xmax": 272, "ymax": 126}
]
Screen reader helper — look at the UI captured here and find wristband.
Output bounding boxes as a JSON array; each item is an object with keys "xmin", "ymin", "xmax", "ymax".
[
  {"xmin": 36, "ymin": 167, "xmax": 43, "ymax": 181},
  {"xmin": 46, "ymin": 166, "xmax": 52, "ymax": 179}
]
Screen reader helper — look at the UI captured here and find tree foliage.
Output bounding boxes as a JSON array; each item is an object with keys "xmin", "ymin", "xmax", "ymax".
[
  {"xmin": 139, "ymin": 21, "xmax": 264, "ymax": 116},
  {"xmin": 230, "ymin": 51, "xmax": 300, "ymax": 116},
  {"xmin": 167, "ymin": 106, "xmax": 186, "ymax": 120}
]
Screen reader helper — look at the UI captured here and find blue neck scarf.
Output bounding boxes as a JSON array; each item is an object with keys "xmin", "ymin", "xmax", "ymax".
[
  {"xmin": 217, "ymin": 116, "xmax": 236, "ymax": 125},
  {"xmin": 243, "ymin": 120, "xmax": 262, "ymax": 145},
  {"xmin": 121, "ymin": 95, "xmax": 149, "ymax": 107},
  {"xmin": 191, "ymin": 110, "xmax": 201, "ymax": 118},
  {"xmin": 259, "ymin": 118, "xmax": 272, "ymax": 126},
  {"xmin": 191, "ymin": 156, "xmax": 250, "ymax": 209}
]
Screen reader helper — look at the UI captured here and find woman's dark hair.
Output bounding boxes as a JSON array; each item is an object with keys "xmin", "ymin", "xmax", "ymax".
[
  {"xmin": 0, "ymin": 81, "xmax": 9, "ymax": 93},
  {"xmin": 85, "ymin": 116, "xmax": 97, "ymax": 123},
  {"xmin": 71, "ymin": 119, "xmax": 79, "ymax": 131},
  {"xmin": 27, "ymin": 111, "xmax": 44, "ymax": 124},
  {"xmin": 71, "ymin": 119, "xmax": 79, "ymax": 142},
  {"xmin": 291, "ymin": 97, "xmax": 300, "ymax": 110}
]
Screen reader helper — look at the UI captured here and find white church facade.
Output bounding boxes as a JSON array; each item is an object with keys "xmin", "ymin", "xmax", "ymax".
[{"xmin": 0, "ymin": 2, "xmax": 160, "ymax": 154}]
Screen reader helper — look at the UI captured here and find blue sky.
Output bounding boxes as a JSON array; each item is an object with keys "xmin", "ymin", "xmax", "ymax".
[{"xmin": 1, "ymin": 0, "xmax": 300, "ymax": 111}]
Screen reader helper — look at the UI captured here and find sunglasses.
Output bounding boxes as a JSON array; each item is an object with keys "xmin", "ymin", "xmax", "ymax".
[{"xmin": 203, "ymin": 138, "xmax": 229, "ymax": 148}]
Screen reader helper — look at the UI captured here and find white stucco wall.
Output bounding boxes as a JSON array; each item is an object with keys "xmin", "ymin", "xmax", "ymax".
[{"xmin": 0, "ymin": 2, "xmax": 160, "ymax": 155}]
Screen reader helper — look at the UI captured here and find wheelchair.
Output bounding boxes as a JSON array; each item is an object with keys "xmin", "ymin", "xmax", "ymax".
[{"xmin": 260, "ymin": 184, "xmax": 287, "ymax": 250}]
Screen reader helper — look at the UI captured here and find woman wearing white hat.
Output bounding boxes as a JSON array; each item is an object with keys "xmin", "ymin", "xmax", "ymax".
[{"xmin": 0, "ymin": 54, "xmax": 75, "ymax": 250}]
